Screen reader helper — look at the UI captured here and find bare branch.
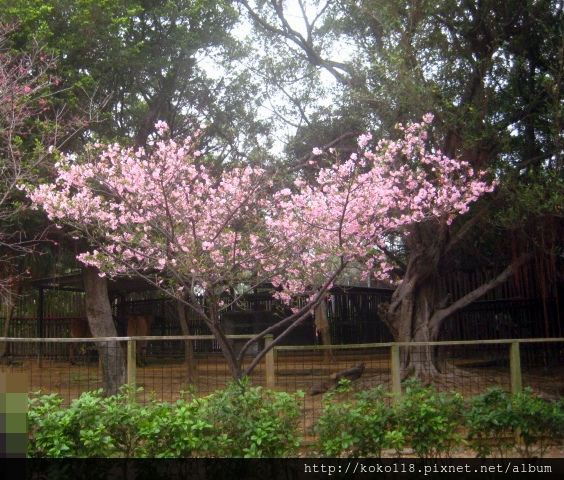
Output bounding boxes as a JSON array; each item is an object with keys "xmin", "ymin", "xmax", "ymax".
[
  {"xmin": 290, "ymin": 131, "xmax": 363, "ymax": 172},
  {"xmin": 239, "ymin": 0, "xmax": 353, "ymax": 83},
  {"xmin": 429, "ymin": 253, "xmax": 534, "ymax": 338}
]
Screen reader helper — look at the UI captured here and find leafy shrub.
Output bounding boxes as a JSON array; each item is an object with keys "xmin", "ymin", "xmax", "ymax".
[
  {"xmin": 28, "ymin": 389, "xmax": 115, "ymax": 458},
  {"xmin": 315, "ymin": 381, "xmax": 394, "ymax": 457},
  {"xmin": 28, "ymin": 381, "xmax": 303, "ymax": 458},
  {"xmin": 93, "ymin": 386, "xmax": 152, "ymax": 457},
  {"xmin": 315, "ymin": 381, "xmax": 562, "ymax": 459},
  {"xmin": 28, "ymin": 392, "xmax": 68, "ymax": 458},
  {"xmin": 28, "ymin": 387, "xmax": 152, "ymax": 458},
  {"xmin": 138, "ymin": 393, "xmax": 216, "ymax": 457},
  {"xmin": 314, "ymin": 381, "xmax": 361, "ymax": 457},
  {"xmin": 465, "ymin": 388, "xmax": 519, "ymax": 458},
  {"xmin": 512, "ymin": 388, "xmax": 564, "ymax": 458},
  {"xmin": 391, "ymin": 379, "xmax": 465, "ymax": 459},
  {"xmin": 202, "ymin": 379, "xmax": 304, "ymax": 458},
  {"xmin": 466, "ymin": 387, "xmax": 564, "ymax": 458},
  {"xmin": 27, "ymin": 382, "xmax": 563, "ymax": 458}
]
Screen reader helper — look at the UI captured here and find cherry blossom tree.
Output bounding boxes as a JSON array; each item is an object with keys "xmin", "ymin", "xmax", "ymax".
[
  {"xmin": 0, "ymin": 25, "xmax": 123, "ymax": 383},
  {"xmin": 1, "ymin": 25, "xmax": 95, "ymax": 365},
  {"xmin": 273, "ymin": 116, "xmax": 505, "ymax": 380},
  {"xmin": 29, "ymin": 115, "xmax": 494, "ymax": 379},
  {"xmin": 0, "ymin": 25, "xmax": 60, "ymax": 298},
  {"xmin": 0, "ymin": 24, "xmax": 91, "ymax": 292}
]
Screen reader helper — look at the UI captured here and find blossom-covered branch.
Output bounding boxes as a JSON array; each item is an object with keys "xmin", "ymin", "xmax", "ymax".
[{"xmin": 29, "ymin": 115, "xmax": 494, "ymax": 378}]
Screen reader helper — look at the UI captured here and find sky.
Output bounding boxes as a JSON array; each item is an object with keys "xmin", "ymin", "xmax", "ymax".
[{"xmin": 197, "ymin": 1, "xmax": 347, "ymax": 156}]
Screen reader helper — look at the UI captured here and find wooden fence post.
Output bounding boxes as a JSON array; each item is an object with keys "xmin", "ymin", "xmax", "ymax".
[
  {"xmin": 510, "ymin": 341, "xmax": 524, "ymax": 447},
  {"xmin": 265, "ymin": 334, "xmax": 275, "ymax": 390},
  {"xmin": 127, "ymin": 339, "xmax": 136, "ymax": 403},
  {"xmin": 510, "ymin": 341, "xmax": 522, "ymax": 394},
  {"xmin": 37, "ymin": 287, "xmax": 44, "ymax": 368},
  {"xmin": 390, "ymin": 344, "xmax": 401, "ymax": 400}
]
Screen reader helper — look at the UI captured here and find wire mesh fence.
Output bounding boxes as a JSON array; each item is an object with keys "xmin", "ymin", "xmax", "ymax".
[{"xmin": 1, "ymin": 336, "xmax": 562, "ymax": 437}]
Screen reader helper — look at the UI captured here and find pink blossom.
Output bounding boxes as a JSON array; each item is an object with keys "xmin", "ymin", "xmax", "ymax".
[
  {"xmin": 155, "ymin": 120, "xmax": 169, "ymax": 135},
  {"xmin": 27, "ymin": 114, "xmax": 494, "ymax": 314},
  {"xmin": 358, "ymin": 133, "xmax": 372, "ymax": 147}
]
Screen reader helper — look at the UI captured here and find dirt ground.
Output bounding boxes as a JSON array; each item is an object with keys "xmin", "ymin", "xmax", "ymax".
[{"xmin": 3, "ymin": 350, "xmax": 562, "ymax": 403}]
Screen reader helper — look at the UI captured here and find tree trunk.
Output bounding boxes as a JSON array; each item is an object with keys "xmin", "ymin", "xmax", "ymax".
[
  {"xmin": 377, "ymin": 221, "xmax": 447, "ymax": 383},
  {"xmin": 83, "ymin": 266, "xmax": 126, "ymax": 396},
  {"xmin": 176, "ymin": 300, "xmax": 197, "ymax": 384},
  {"xmin": 182, "ymin": 289, "xmax": 242, "ymax": 380},
  {"xmin": 0, "ymin": 281, "xmax": 20, "ymax": 359},
  {"xmin": 315, "ymin": 299, "xmax": 334, "ymax": 363},
  {"xmin": 381, "ymin": 267, "xmax": 443, "ymax": 384},
  {"xmin": 380, "ymin": 248, "xmax": 533, "ymax": 383},
  {"xmin": 207, "ymin": 317, "xmax": 242, "ymax": 379}
]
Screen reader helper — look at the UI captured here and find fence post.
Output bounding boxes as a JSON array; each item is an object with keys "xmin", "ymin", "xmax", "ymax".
[
  {"xmin": 390, "ymin": 344, "xmax": 401, "ymax": 399},
  {"xmin": 265, "ymin": 334, "xmax": 275, "ymax": 390},
  {"xmin": 510, "ymin": 341, "xmax": 522, "ymax": 394},
  {"xmin": 127, "ymin": 339, "xmax": 136, "ymax": 403},
  {"xmin": 37, "ymin": 287, "xmax": 44, "ymax": 368},
  {"xmin": 510, "ymin": 341, "xmax": 524, "ymax": 447}
]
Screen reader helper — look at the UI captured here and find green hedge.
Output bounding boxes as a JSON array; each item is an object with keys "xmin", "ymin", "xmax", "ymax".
[
  {"xmin": 315, "ymin": 379, "xmax": 465, "ymax": 458},
  {"xmin": 27, "ymin": 381, "xmax": 563, "ymax": 458},
  {"xmin": 27, "ymin": 380, "xmax": 303, "ymax": 458},
  {"xmin": 315, "ymin": 381, "xmax": 563, "ymax": 459}
]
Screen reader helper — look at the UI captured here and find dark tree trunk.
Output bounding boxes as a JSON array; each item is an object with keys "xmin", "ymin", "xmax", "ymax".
[
  {"xmin": 0, "ymin": 281, "xmax": 20, "ymax": 359},
  {"xmin": 381, "ymin": 258, "xmax": 444, "ymax": 383},
  {"xmin": 182, "ymin": 288, "xmax": 243, "ymax": 380},
  {"xmin": 379, "ymin": 225, "xmax": 533, "ymax": 382},
  {"xmin": 176, "ymin": 300, "xmax": 197, "ymax": 383},
  {"xmin": 315, "ymin": 300, "xmax": 334, "ymax": 363},
  {"xmin": 83, "ymin": 266, "xmax": 126, "ymax": 395},
  {"xmin": 378, "ymin": 222, "xmax": 447, "ymax": 381},
  {"xmin": 133, "ymin": 74, "xmax": 176, "ymax": 149},
  {"xmin": 207, "ymin": 314, "xmax": 242, "ymax": 379}
]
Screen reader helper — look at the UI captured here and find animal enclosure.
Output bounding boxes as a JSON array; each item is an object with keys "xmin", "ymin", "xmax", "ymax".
[
  {"xmin": 2, "ymin": 272, "xmax": 561, "ymax": 438},
  {"xmin": 1, "ymin": 336, "xmax": 562, "ymax": 439}
]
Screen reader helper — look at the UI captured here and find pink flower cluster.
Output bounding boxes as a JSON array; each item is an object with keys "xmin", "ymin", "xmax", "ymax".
[
  {"xmin": 29, "ymin": 117, "xmax": 494, "ymax": 307},
  {"xmin": 265, "ymin": 117, "xmax": 494, "ymax": 301},
  {"xmin": 30, "ymin": 128, "xmax": 274, "ymax": 294}
]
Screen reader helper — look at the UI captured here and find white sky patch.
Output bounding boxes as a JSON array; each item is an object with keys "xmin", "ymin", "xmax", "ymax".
[{"xmin": 197, "ymin": 1, "xmax": 351, "ymax": 156}]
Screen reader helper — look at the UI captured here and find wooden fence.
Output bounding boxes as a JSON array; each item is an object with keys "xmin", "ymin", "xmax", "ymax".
[
  {"xmin": 2, "ymin": 295, "xmax": 559, "ymax": 353},
  {"xmin": 1, "ymin": 335, "xmax": 562, "ymax": 398}
]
